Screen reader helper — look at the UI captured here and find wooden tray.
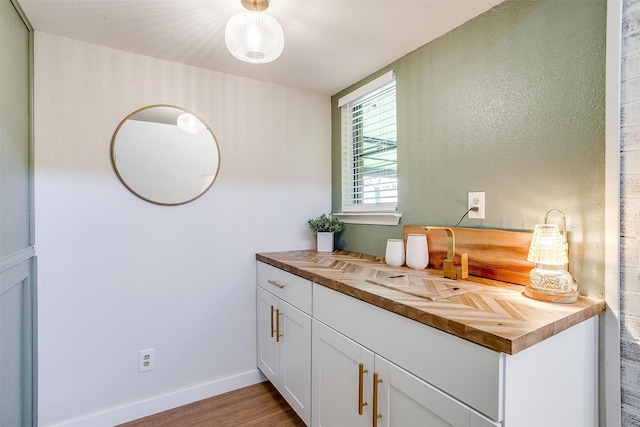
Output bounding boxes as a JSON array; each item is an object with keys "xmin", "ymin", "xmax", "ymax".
[{"xmin": 365, "ymin": 274, "xmax": 482, "ymax": 301}]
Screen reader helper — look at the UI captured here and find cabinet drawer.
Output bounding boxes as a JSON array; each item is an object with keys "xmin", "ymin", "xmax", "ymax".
[
  {"xmin": 313, "ymin": 283, "xmax": 504, "ymax": 422},
  {"xmin": 257, "ymin": 262, "xmax": 312, "ymax": 315}
]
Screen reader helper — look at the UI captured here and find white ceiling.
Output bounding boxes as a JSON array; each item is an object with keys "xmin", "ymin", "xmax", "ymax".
[{"xmin": 18, "ymin": 0, "xmax": 504, "ymax": 95}]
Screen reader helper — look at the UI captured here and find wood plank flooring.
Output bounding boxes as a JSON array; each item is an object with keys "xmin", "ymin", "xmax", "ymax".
[{"xmin": 118, "ymin": 381, "xmax": 305, "ymax": 427}]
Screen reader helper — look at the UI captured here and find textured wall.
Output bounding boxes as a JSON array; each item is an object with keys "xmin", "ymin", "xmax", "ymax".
[
  {"xmin": 34, "ymin": 33, "xmax": 330, "ymax": 426},
  {"xmin": 620, "ymin": 0, "xmax": 640, "ymax": 423},
  {"xmin": 331, "ymin": 0, "xmax": 606, "ymax": 297}
]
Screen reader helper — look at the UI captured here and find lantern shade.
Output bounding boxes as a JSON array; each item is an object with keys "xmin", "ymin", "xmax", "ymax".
[
  {"xmin": 524, "ymin": 211, "xmax": 577, "ymax": 302},
  {"xmin": 526, "ymin": 224, "xmax": 568, "ymax": 265},
  {"xmin": 225, "ymin": 11, "xmax": 284, "ymax": 64}
]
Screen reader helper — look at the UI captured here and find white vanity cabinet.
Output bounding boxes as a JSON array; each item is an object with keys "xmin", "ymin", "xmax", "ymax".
[
  {"xmin": 312, "ymin": 320, "xmax": 499, "ymax": 427},
  {"xmin": 312, "ymin": 282, "xmax": 598, "ymax": 427},
  {"xmin": 256, "ymin": 262, "xmax": 312, "ymax": 426},
  {"xmin": 257, "ymin": 258, "xmax": 599, "ymax": 427}
]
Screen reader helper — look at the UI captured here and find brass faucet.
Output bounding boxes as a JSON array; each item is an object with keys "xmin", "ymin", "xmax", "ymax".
[{"xmin": 424, "ymin": 226, "xmax": 468, "ymax": 280}]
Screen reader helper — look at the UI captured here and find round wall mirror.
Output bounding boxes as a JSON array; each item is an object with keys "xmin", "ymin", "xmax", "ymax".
[{"xmin": 111, "ymin": 105, "xmax": 220, "ymax": 205}]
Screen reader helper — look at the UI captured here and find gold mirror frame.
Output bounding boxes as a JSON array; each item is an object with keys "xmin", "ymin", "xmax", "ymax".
[{"xmin": 111, "ymin": 105, "xmax": 221, "ymax": 205}]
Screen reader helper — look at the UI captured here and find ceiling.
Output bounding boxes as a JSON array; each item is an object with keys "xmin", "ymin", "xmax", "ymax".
[{"xmin": 18, "ymin": 0, "xmax": 504, "ymax": 95}]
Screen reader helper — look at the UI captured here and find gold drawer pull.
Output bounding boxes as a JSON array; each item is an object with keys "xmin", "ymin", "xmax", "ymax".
[
  {"xmin": 268, "ymin": 280, "xmax": 285, "ymax": 289},
  {"xmin": 358, "ymin": 363, "xmax": 368, "ymax": 415},
  {"xmin": 372, "ymin": 373, "xmax": 382, "ymax": 426},
  {"xmin": 275, "ymin": 309, "xmax": 283, "ymax": 342},
  {"xmin": 270, "ymin": 305, "xmax": 275, "ymax": 338}
]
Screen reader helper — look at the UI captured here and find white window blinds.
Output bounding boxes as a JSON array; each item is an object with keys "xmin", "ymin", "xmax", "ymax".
[{"xmin": 340, "ymin": 72, "xmax": 397, "ymax": 213}]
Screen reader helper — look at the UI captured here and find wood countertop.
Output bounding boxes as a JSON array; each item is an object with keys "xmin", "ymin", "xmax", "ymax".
[{"xmin": 256, "ymin": 250, "xmax": 605, "ymax": 355}]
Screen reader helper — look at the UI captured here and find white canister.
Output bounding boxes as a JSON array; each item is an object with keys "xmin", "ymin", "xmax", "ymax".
[
  {"xmin": 385, "ymin": 239, "xmax": 405, "ymax": 267},
  {"xmin": 406, "ymin": 234, "xmax": 429, "ymax": 270}
]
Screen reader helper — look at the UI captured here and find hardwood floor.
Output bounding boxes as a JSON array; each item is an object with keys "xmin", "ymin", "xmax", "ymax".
[{"xmin": 118, "ymin": 381, "xmax": 306, "ymax": 427}]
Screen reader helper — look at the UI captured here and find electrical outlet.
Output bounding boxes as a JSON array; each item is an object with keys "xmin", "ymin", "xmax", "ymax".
[
  {"xmin": 138, "ymin": 349, "xmax": 155, "ymax": 372},
  {"xmin": 468, "ymin": 192, "xmax": 485, "ymax": 219}
]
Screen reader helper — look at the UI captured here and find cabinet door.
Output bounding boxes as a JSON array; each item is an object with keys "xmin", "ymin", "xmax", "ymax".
[
  {"xmin": 312, "ymin": 320, "xmax": 374, "ymax": 427},
  {"xmin": 257, "ymin": 287, "xmax": 280, "ymax": 383},
  {"xmin": 257, "ymin": 286, "xmax": 312, "ymax": 426},
  {"xmin": 279, "ymin": 299, "xmax": 312, "ymax": 426},
  {"xmin": 375, "ymin": 356, "xmax": 499, "ymax": 427}
]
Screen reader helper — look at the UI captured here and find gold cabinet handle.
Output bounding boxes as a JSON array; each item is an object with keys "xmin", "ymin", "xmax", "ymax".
[
  {"xmin": 358, "ymin": 363, "xmax": 368, "ymax": 415},
  {"xmin": 268, "ymin": 280, "xmax": 285, "ymax": 289},
  {"xmin": 275, "ymin": 309, "xmax": 283, "ymax": 342},
  {"xmin": 270, "ymin": 305, "xmax": 275, "ymax": 338},
  {"xmin": 372, "ymin": 373, "xmax": 382, "ymax": 427}
]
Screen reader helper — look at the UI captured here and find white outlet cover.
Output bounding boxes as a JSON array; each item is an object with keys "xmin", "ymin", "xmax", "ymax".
[
  {"xmin": 468, "ymin": 192, "xmax": 485, "ymax": 219},
  {"xmin": 138, "ymin": 348, "xmax": 156, "ymax": 372}
]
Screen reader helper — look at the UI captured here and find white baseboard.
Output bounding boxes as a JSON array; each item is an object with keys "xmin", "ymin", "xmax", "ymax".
[{"xmin": 51, "ymin": 369, "xmax": 266, "ymax": 427}]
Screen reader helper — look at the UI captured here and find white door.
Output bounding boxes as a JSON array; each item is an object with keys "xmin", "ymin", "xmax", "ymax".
[
  {"xmin": 312, "ymin": 320, "xmax": 374, "ymax": 427},
  {"xmin": 375, "ymin": 355, "xmax": 499, "ymax": 427},
  {"xmin": 279, "ymin": 299, "xmax": 312, "ymax": 426},
  {"xmin": 256, "ymin": 287, "xmax": 280, "ymax": 383},
  {"xmin": 1, "ymin": 1, "xmax": 35, "ymax": 425}
]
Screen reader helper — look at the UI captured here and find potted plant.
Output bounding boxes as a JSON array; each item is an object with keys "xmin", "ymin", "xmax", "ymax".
[{"xmin": 307, "ymin": 214, "xmax": 345, "ymax": 252}]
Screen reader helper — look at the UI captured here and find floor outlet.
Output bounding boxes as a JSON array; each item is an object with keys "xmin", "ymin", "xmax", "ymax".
[
  {"xmin": 138, "ymin": 349, "xmax": 156, "ymax": 372},
  {"xmin": 468, "ymin": 192, "xmax": 485, "ymax": 219}
]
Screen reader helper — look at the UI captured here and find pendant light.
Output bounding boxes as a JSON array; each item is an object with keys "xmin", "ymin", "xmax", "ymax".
[{"xmin": 225, "ymin": 0, "xmax": 284, "ymax": 64}]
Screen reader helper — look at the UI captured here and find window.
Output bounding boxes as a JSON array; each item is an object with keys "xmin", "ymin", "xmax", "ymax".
[{"xmin": 336, "ymin": 71, "xmax": 401, "ymax": 225}]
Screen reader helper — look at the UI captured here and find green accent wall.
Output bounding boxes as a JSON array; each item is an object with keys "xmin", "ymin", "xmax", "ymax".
[{"xmin": 331, "ymin": 0, "xmax": 606, "ymax": 297}]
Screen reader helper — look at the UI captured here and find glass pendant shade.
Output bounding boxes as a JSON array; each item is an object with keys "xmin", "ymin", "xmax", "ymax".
[
  {"xmin": 225, "ymin": 11, "xmax": 284, "ymax": 64},
  {"xmin": 527, "ymin": 224, "xmax": 568, "ymax": 265},
  {"xmin": 527, "ymin": 224, "xmax": 574, "ymax": 293}
]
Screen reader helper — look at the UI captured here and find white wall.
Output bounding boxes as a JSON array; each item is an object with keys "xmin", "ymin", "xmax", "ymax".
[{"xmin": 33, "ymin": 32, "xmax": 331, "ymax": 426}]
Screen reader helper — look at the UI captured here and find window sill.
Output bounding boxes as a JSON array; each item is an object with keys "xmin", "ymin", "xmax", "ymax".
[{"xmin": 333, "ymin": 212, "xmax": 402, "ymax": 226}]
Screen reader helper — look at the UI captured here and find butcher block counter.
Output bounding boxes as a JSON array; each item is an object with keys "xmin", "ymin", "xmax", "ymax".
[{"xmin": 256, "ymin": 249, "xmax": 605, "ymax": 355}]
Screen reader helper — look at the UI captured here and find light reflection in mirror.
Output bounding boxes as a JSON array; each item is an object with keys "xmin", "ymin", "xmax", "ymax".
[{"xmin": 111, "ymin": 105, "xmax": 220, "ymax": 205}]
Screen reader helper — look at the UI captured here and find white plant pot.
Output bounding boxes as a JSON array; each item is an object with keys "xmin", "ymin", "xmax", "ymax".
[{"xmin": 316, "ymin": 232, "xmax": 334, "ymax": 252}]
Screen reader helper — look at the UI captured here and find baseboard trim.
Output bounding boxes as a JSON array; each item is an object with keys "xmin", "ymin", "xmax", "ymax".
[{"xmin": 51, "ymin": 369, "xmax": 266, "ymax": 427}]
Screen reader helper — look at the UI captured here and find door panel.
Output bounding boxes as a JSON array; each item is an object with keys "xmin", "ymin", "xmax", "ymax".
[
  {"xmin": 280, "ymin": 300, "xmax": 311, "ymax": 425},
  {"xmin": 1, "ymin": 0, "xmax": 31, "ymax": 257},
  {"xmin": 257, "ymin": 287, "xmax": 279, "ymax": 382},
  {"xmin": 312, "ymin": 320, "xmax": 374, "ymax": 427},
  {"xmin": 376, "ymin": 355, "xmax": 470, "ymax": 427},
  {"xmin": 1, "ymin": 259, "xmax": 34, "ymax": 427}
]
